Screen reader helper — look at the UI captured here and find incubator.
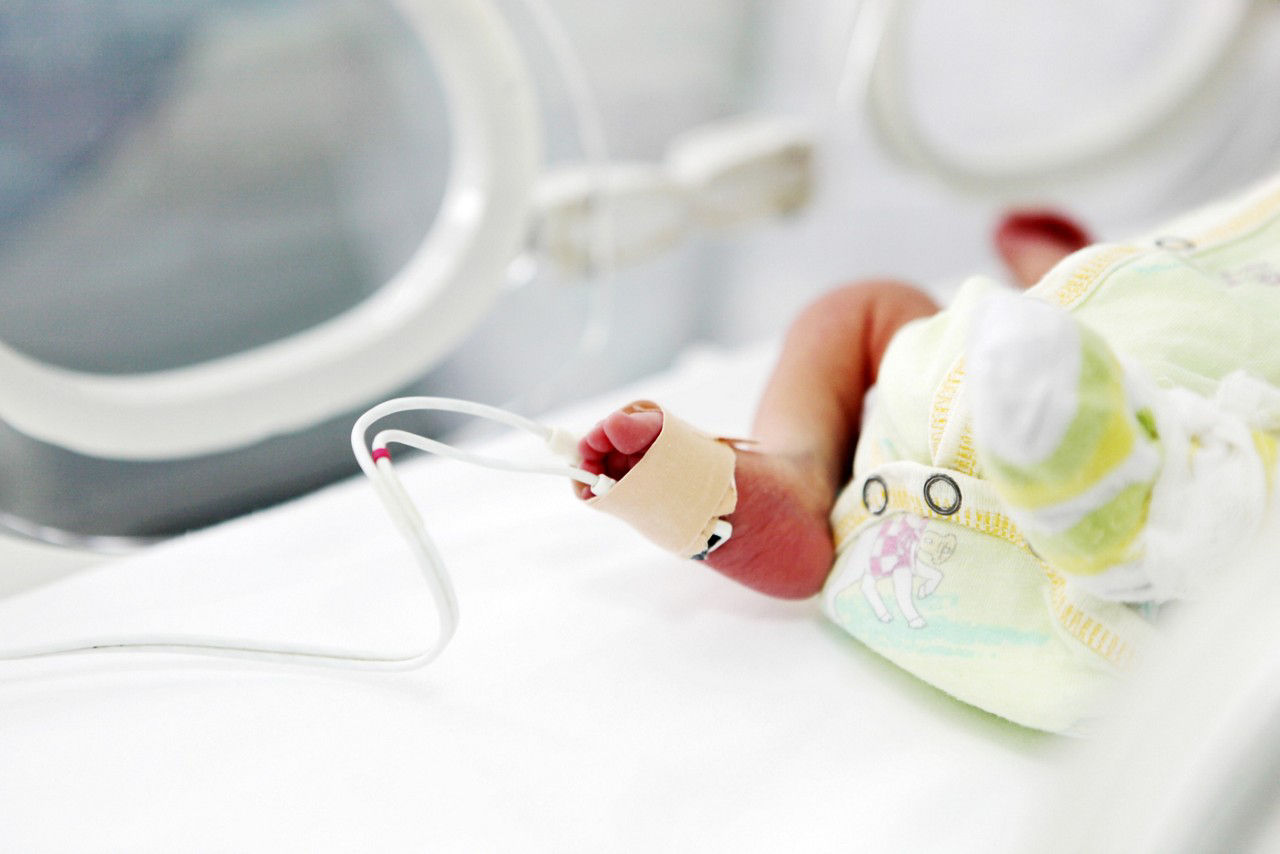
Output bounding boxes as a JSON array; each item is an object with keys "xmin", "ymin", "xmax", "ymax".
[
  {"xmin": 0, "ymin": 0, "xmax": 813, "ymax": 658},
  {"xmin": 4, "ymin": 0, "xmax": 1280, "ymax": 556},
  {"xmin": 0, "ymin": 0, "xmax": 813, "ymax": 556},
  {"xmin": 3, "ymin": 1, "xmax": 1280, "ymax": 849},
  {"xmin": 0, "ymin": 0, "xmax": 534, "ymax": 549},
  {"xmin": 846, "ymin": 0, "xmax": 1277, "ymax": 195}
]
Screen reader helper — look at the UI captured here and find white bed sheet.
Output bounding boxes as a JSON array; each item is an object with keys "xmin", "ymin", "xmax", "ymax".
[{"xmin": 0, "ymin": 343, "xmax": 1069, "ymax": 853}]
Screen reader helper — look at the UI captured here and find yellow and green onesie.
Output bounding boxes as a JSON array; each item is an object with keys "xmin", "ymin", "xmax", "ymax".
[{"xmin": 825, "ymin": 173, "xmax": 1280, "ymax": 733}]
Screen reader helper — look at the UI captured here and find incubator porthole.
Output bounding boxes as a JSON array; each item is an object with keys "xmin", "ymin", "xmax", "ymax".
[
  {"xmin": 0, "ymin": 0, "xmax": 451, "ymax": 374},
  {"xmin": 861, "ymin": 0, "xmax": 1273, "ymax": 198},
  {"xmin": 862, "ymin": 475, "xmax": 889, "ymax": 515},
  {"xmin": 0, "ymin": 0, "xmax": 512, "ymax": 541},
  {"xmin": 923, "ymin": 473, "xmax": 961, "ymax": 516}
]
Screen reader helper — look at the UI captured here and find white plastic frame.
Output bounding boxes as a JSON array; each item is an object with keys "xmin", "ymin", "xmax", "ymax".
[
  {"xmin": 853, "ymin": 0, "xmax": 1269, "ymax": 193},
  {"xmin": 0, "ymin": 0, "xmax": 540, "ymax": 460}
]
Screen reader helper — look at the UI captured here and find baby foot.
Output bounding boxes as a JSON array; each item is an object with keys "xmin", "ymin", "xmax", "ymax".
[
  {"xmin": 967, "ymin": 293, "xmax": 1160, "ymax": 581},
  {"xmin": 577, "ymin": 409, "xmax": 665, "ymax": 494},
  {"xmin": 994, "ymin": 210, "xmax": 1092, "ymax": 288},
  {"xmin": 578, "ymin": 409, "xmax": 835, "ymax": 599}
]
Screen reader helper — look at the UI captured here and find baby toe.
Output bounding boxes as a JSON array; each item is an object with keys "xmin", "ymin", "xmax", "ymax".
[
  {"xmin": 583, "ymin": 423, "xmax": 616, "ymax": 454},
  {"xmin": 602, "ymin": 410, "xmax": 663, "ymax": 455}
]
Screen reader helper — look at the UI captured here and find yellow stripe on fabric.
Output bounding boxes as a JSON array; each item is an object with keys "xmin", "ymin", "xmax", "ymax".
[
  {"xmin": 953, "ymin": 424, "xmax": 980, "ymax": 477},
  {"xmin": 1044, "ymin": 569, "xmax": 1136, "ymax": 669},
  {"xmin": 1042, "ymin": 245, "xmax": 1143, "ymax": 309},
  {"xmin": 927, "ymin": 358, "xmax": 979, "ymax": 477},
  {"xmin": 1191, "ymin": 184, "xmax": 1280, "ymax": 249},
  {"xmin": 929, "ymin": 359, "xmax": 966, "ymax": 460},
  {"xmin": 1254, "ymin": 431, "xmax": 1278, "ymax": 493},
  {"xmin": 832, "ymin": 485, "xmax": 1031, "ymax": 553}
]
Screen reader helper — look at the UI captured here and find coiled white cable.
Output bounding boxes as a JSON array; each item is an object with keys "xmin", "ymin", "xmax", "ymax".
[
  {"xmin": 0, "ymin": 399, "xmax": 609, "ymax": 669},
  {"xmin": 348, "ymin": 397, "xmax": 614, "ymax": 667}
]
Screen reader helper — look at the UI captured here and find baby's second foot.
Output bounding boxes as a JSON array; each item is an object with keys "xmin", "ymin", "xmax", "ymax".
[
  {"xmin": 578, "ymin": 410, "xmax": 835, "ymax": 599},
  {"xmin": 994, "ymin": 210, "xmax": 1092, "ymax": 288}
]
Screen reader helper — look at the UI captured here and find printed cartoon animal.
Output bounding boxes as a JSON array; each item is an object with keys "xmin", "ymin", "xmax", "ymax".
[{"xmin": 843, "ymin": 514, "xmax": 954, "ymax": 628}]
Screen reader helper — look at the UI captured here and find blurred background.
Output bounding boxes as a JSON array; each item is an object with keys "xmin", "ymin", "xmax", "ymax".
[{"xmin": 3, "ymin": 0, "xmax": 1280, "ymax": 543}]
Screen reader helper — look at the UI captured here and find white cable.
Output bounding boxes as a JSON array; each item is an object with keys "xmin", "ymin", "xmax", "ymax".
[
  {"xmin": 344, "ymin": 397, "xmax": 611, "ymax": 666},
  {"xmin": 0, "ymin": 446, "xmax": 451, "ymax": 669},
  {"xmin": 0, "ymin": 397, "xmax": 608, "ymax": 669},
  {"xmin": 497, "ymin": 0, "xmax": 617, "ymax": 418},
  {"xmin": 352, "ymin": 396, "xmax": 603, "ymax": 488},
  {"xmin": 351, "ymin": 396, "xmax": 552, "ymax": 476},
  {"xmin": 372, "ymin": 429, "xmax": 596, "ymax": 486}
]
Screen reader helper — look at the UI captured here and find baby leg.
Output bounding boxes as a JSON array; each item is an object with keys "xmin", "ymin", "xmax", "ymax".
[{"xmin": 579, "ymin": 281, "xmax": 939, "ymax": 599}]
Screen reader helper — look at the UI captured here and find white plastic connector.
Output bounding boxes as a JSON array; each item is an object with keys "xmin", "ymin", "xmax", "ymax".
[
  {"xmin": 666, "ymin": 115, "xmax": 814, "ymax": 228},
  {"xmin": 531, "ymin": 162, "xmax": 690, "ymax": 277},
  {"xmin": 529, "ymin": 114, "xmax": 816, "ymax": 279},
  {"xmin": 545, "ymin": 426, "xmax": 582, "ymax": 462},
  {"xmin": 589, "ymin": 474, "xmax": 616, "ymax": 497}
]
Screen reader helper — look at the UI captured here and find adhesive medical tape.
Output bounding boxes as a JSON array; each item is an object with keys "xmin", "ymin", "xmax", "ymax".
[{"xmin": 585, "ymin": 401, "xmax": 738, "ymax": 556}]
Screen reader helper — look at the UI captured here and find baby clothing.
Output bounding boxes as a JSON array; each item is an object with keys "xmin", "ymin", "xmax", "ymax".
[{"xmin": 824, "ymin": 173, "xmax": 1280, "ymax": 733}]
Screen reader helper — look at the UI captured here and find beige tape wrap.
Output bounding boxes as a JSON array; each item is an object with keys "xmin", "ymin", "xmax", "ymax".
[{"xmin": 586, "ymin": 401, "xmax": 738, "ymax": 556}]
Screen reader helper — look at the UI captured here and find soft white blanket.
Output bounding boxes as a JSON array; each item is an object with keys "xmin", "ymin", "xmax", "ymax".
[{"xmin": 0, "ymin": 343, "xmax": 1060, "ymax": 852}]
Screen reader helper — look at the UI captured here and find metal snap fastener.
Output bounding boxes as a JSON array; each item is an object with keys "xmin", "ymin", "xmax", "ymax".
[
  {"xmin": 862, "ymin": 475, "xmax": 888, "ymax": 515},
  {"xmin": 1155, "ymin": 236, "xmax": 1195, "ymax": 251},
  {"xmin": 923, "ymin": 473, "xmax": 961, "ymax": 516}
]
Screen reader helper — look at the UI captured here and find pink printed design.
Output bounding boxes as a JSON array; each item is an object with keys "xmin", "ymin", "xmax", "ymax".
[
  {"xmin": 1220, "ymin": 262, "xmax": 1280, "ymax": 288},
  {"xmin": 869, "ymin": 515, "xmax": 926, "ymax": 578},
  {"xmin": 852, "ymin": 516, "xmax": 955, "ymax": 629}
]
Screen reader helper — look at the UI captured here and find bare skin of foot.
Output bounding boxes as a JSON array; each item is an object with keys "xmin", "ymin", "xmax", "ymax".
[
  {"xmin": 577, "ymin": 281, "xmax": 937, "ymax": 599},
  {"xmin": 994, "ymin": 210, "xmax": 1092, "ymax": 287},
  {"xmin": 579, "ymin": 216, "xmax": 1089, "ymax": 600},
  {"xmin": 579, "ymin": 411, "xmax": 835, "ymax": 598}
]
